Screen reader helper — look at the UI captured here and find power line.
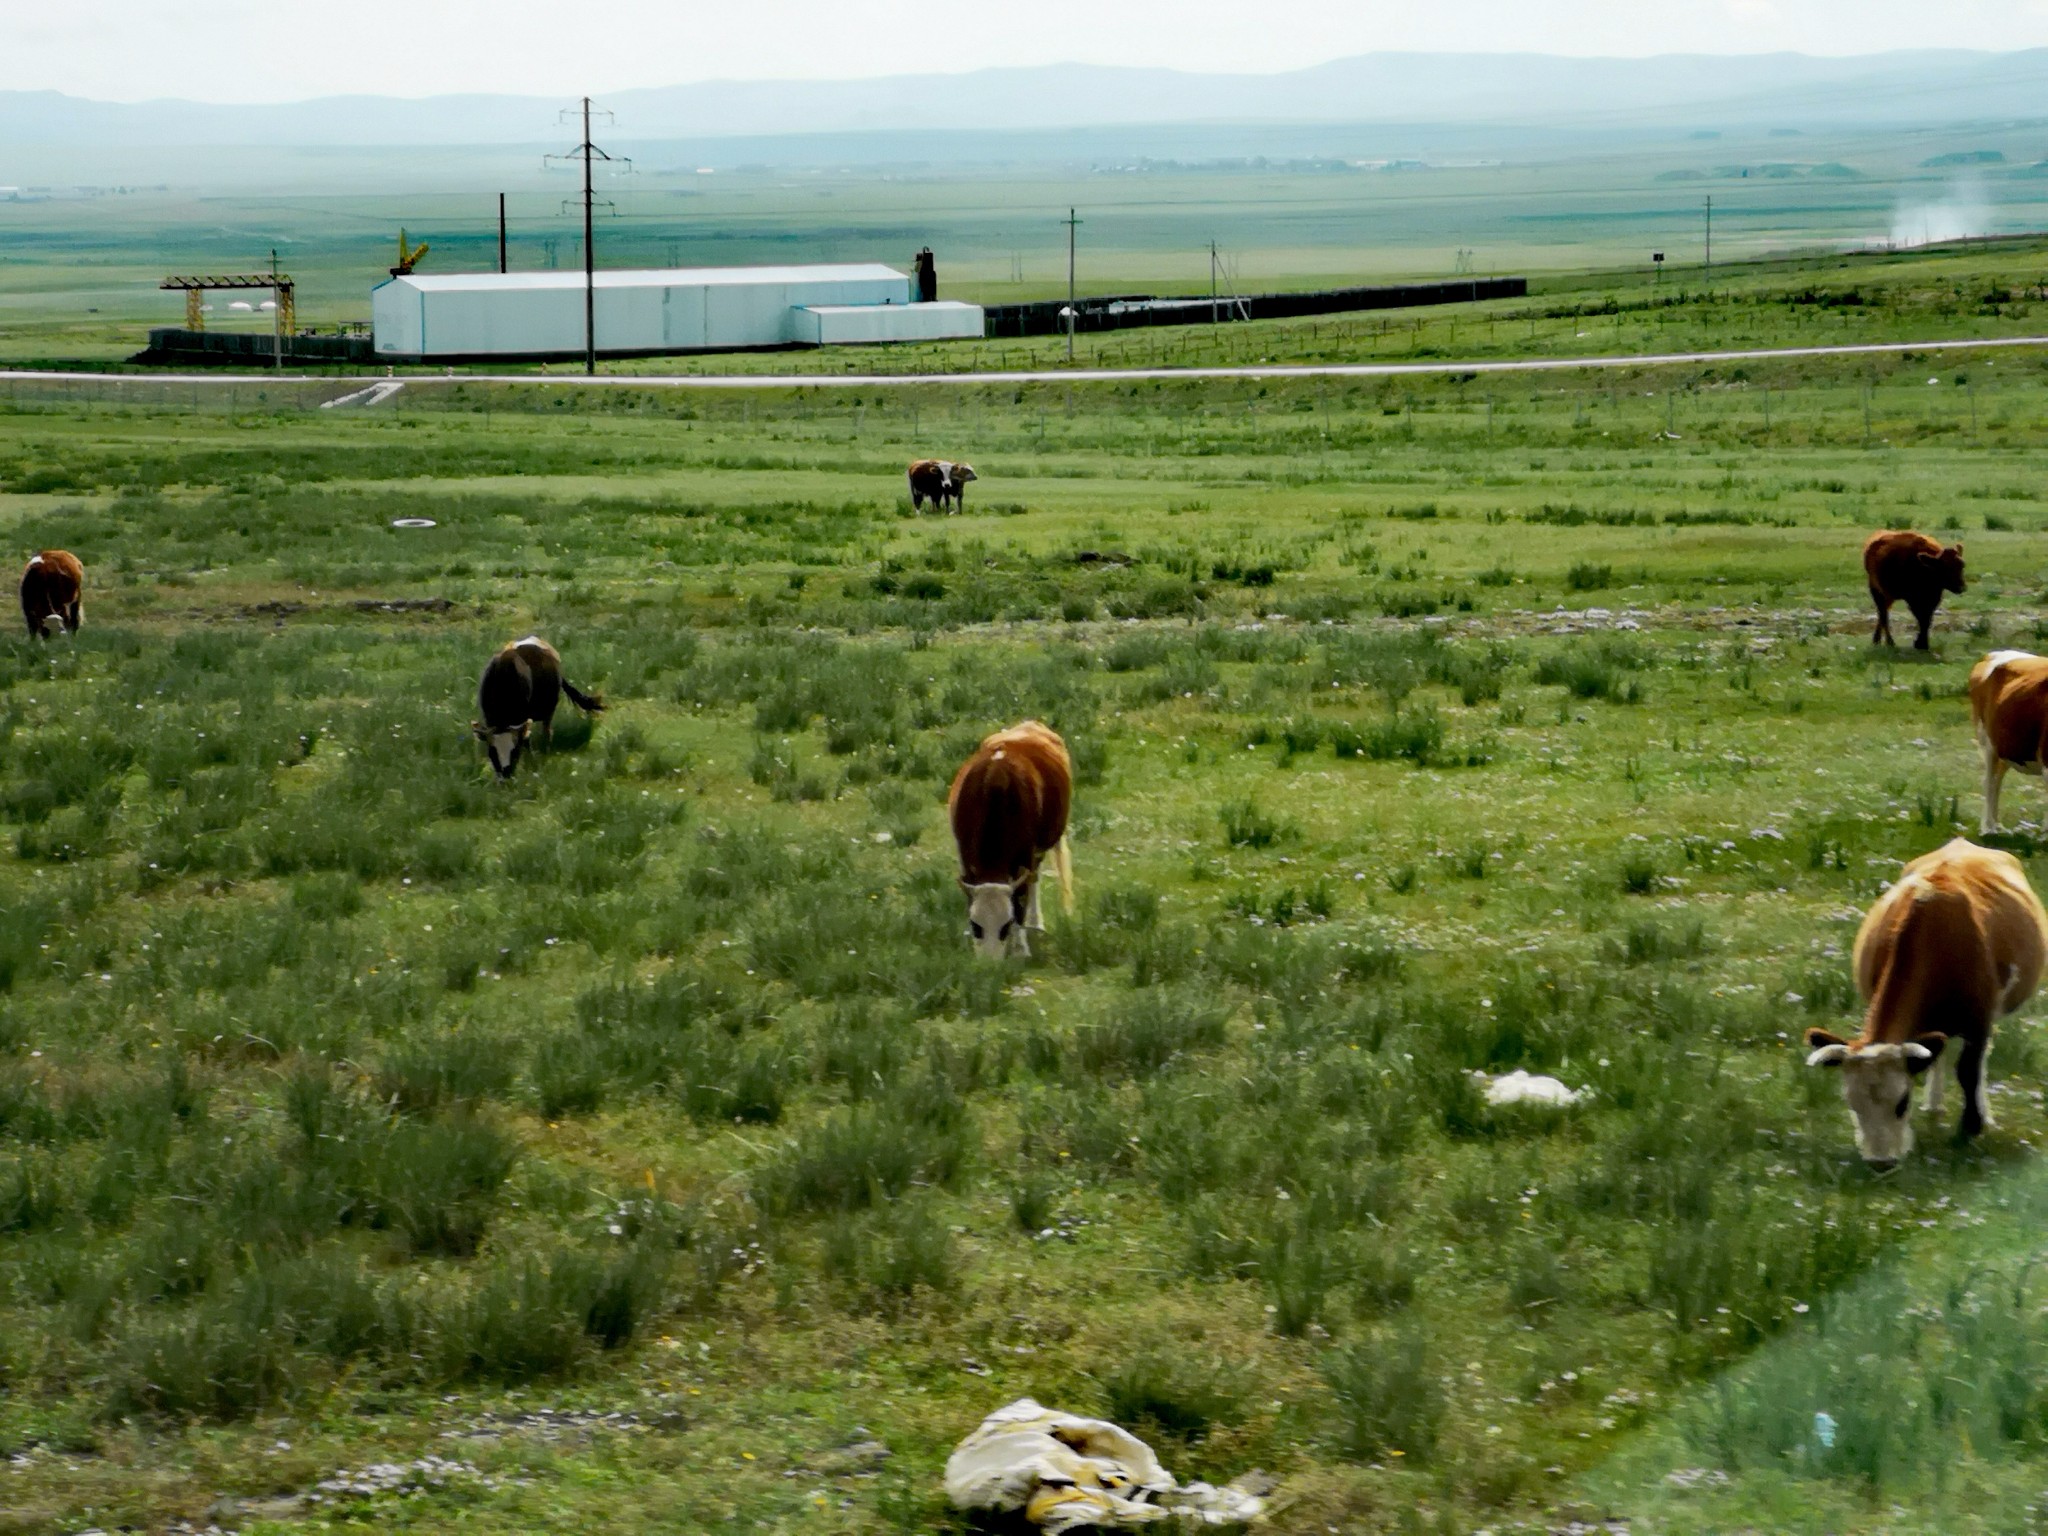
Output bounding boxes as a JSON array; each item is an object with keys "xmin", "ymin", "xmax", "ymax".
[{"xmin": 546, "ymin": 97, "xmax": 630, "ymax": 376}]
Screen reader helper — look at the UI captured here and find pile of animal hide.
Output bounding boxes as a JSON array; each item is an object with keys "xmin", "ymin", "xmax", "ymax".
[{"xmin": 944, "ymin": 1398, "xmax": 1268, "ymax": 1531}]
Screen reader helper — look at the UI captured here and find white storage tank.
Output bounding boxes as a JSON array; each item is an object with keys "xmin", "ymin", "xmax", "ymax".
[{"xmin": 371, "ymin": 263, "xmax": 983, "ymax": 360}]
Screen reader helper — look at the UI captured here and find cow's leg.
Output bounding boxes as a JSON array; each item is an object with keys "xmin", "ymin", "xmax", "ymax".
[
  {"xmin": 1870, "ymin": 588, "xmax": 1892, "ymax": 645},
  {"xmin": 1024, "ymin": 874, "xmax": 1044, "ymax": 931},
  {"xmin": 1983, "ymin": 749, "xmax": 2008, "ymax": 834},
  {"xmin": 63, "ymin": 600, "xmax": 79, "ymax": 632},
  {"xmin": 1956, "ymin": 1033, "xmax": 1992, "ymax": 1137},
  {"xmin": 1912, "ymin": 602, "xmax": 1935, "ymax": 651},
  {"xmin": 1924, "ymin": 1052, "xmax": 1947, "ymax": 1119}
]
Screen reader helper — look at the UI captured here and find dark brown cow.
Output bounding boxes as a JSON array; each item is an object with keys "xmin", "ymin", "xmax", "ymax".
[
  {"xmin": 948, "ymin": 720, "xmax": 1073, "ymax": 957},
  {"xmin": 474, "ymin": 635, "xmax": 604, "ymax": 780},
  {"xmin": 1864, "ymin": 529, "xmax": 1965, "ymax": 650},
  {"xmin": 19, "ymin": 550, "xmax": 82, "ymax": 639},
  {"xmin": 1969, "ymin": 649, "xmax": 2048, "ymax": 833},
  {"xmin": 908, "ymin": 458, "xmax": 977, "ymax": 514},
  {"xmin": 1807, "ymin": 838, "xmax": 2048, "ymax": 1166}
]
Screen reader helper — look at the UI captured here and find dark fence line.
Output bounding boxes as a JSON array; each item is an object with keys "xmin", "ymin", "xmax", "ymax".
[
  {"xmin": 137, "ymin": 328, "xmax": 376, "ymax": 366},
  {"xmin": 981, "ymin": 276, "xmax": 1527, "ymax": 338}
]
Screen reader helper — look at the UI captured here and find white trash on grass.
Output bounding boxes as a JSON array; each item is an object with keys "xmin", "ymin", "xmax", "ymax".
[
  {"xmin": 1476, "ymin": 1069, "xmax": 1585, "ymax": 1108},
  {"xmin": 944, "ymin": 1398, "xmax": 1267, "ymax": 1531}
]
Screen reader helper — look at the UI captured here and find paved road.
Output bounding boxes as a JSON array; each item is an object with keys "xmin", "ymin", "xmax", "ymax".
[{"xmin": 7, "ymin": 334, "xmax": 2048, "ymax": 393}]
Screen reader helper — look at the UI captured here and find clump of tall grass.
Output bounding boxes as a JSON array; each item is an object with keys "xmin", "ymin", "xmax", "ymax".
[
  {"xmin": 1070, "ymin": 987, "xmax": 1231, "ymax": 1077},
  {"xmin": 755, "ymin": 1068, "xmax": 974, "ymax": 1216},
  {"xmin": 1101, "ymin": 1348, "xmax": 1246, "ymax": 1444},
  {"xmin": 1534, "ymin": 635, "xmax": 1649, "ymax": 702},
  {"xmin": 1220, "ymin": 796, "xmax": 1291, "ymax": 849},
  {"xmin": 820, "ymin": 1195, "xmax": 958, "ymax": 1301},
  {"xmin": 1322, "ymin": 1323, "xmax": 1447, "ymax": 1462}
]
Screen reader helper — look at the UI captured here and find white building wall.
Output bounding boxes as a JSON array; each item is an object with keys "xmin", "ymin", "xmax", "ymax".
[
  {"xmin": 796, "ymin": 300, "xmax": 985, "ymax": 345},
  {"xmin": 374, "ymin": 266, "xmax": 939, "ymax": 358}
]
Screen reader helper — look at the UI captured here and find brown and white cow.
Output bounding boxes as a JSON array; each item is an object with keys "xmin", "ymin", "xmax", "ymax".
[
  {"xmin": 1864, "ymin": 529, "xmax": 1965, "ymax": 650},
  {"xmin": 474, "ymin": 635, "xmax": 604, "ymax": 780},
  {"xmin": 1969, "ymin": 649, "xmax": 2048, "ymax": 833},
  {"xmin": 19, "ymin": 550, "xmax": 83, "ymax": 639},
  {"xmin": 1806, "ymin": 837, "xmax": 2047, "ymax": 1167},
  {"xmin": 908, "ymin": 459, "xmax": 977, "ymax": 514},
  {"xmin": 949, "ymin": 720, "xmax": 1073, "ymax": 957}
]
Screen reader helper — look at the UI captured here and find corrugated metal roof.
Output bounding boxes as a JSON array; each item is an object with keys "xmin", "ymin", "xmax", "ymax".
[{"xmin": 388, "ymin": 264, "xmax": 907, "ymax": 293}]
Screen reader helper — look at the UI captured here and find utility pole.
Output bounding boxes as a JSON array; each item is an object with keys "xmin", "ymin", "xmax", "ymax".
[
  {"xmin": 1210, "ymin": 240, "xmax": 1219, "ymax": 326},
  {"xmin": 1704, "ymin": 196, "xmax": 1713, "ymax": 289},
  {"xmin": 1062, "ymin": 206, "xmax": 1082, "ymax": 362},
  {"xmin": 548, "ymin": 98, "xmax": 629, "ymax": 376},
  {"xmin": 498, "ymin": 193, "xmax": 507, "ymax": 274},
  {"xmin": 270, "ymin": 247, "xmax": 282, "ymax": 371}
]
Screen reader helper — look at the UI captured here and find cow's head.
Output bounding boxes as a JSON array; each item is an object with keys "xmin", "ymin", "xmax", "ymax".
[
  {"xmin": 475, "ymin": 719, "xmax": 531, "ymax": 780},
  {"xmin": 953, "ymin": 464, "xmax": 978, "ymax": 485},
  {"xmin": 1805, "ymin": 1027, "xmax": 1947, "ymax": 1168},
  {"xmin": 1919, "ymin": 542, "xmax": 1967, "ymax": 594},
  {"xmin": 961, "ymin": 873, "xmax": 1029, "ymax": 958}
]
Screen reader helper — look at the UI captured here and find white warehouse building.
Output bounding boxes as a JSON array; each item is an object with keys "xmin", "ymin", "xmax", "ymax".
[{"xmin": 371, "ymin": 263, "xmax": 983, "ymax": 360}]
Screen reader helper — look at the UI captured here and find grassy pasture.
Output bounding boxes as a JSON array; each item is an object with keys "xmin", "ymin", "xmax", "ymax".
[{"xmin": 9, "ymin": 299, "xmax": 2048, "ymax": 1532}]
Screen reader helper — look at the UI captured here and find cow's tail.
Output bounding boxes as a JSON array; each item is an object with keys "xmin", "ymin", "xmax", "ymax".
[
  {"xmin": 562, "ymin": 679, "xmax": 606, "ymax": 715},
  {"xmin": 1053, "ymin": 833, "xmax": 1074, "ymax": 915}
]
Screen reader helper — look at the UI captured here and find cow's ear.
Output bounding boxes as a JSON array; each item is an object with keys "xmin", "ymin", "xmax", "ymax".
[
  {"xmin": 958, "ymin": 875, "xmax": 973, "ymax": 891},
  {"xmin": 1805, "ymin": 1027, "xmax": 1850, "ymax": 1067},
  {"xmin": 472, "ymin": 720, "xmax": 490, "ymax": 740},
  {"xmin": 1951, "ymin": 542, "xmax": 1965, "ymax": 556},
  {"xmin": 1906, "ymin": 1033, "xmax": 1948, "ymax": 1073}
]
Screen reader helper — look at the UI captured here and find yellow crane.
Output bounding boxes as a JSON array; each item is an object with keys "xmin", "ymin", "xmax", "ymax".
[{"xmin": 390, "ymin": 230, "xmax": 430, "ymax": 278}]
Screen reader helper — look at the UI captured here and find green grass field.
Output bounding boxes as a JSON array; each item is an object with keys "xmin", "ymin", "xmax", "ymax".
[{"xmin": 11, "ymin": 246, "xmax": 2048, "ymax": 1535}]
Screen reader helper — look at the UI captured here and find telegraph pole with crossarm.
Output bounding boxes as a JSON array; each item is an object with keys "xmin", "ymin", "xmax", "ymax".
[{"xmin": 547, "ymin": 98, "xmax": 630, "ymax": 375}]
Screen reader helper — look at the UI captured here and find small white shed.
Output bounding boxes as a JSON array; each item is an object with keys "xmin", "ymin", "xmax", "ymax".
[
  {"xmin": 371, "ymin": 264, "xmax": 983, "ymax": 359},
  {"xmin": 792, "ymin": 300, "xmax": 984, "ymax": 346}
]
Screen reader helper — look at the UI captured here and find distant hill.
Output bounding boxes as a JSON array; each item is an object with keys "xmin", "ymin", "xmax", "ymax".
[{"xmin": 6, "ymin": 50, "xmax": 2048, "ymax": 148}]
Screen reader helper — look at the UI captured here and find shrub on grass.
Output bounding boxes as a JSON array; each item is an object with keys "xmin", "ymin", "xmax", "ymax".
[
  {"xmin": 1534, "ymin": 635, "xmax": 1649, "ymax": 702},
  {"xmin": 1261, "ymin": 1212, "xmax": 1347, "ymax": 1337},
  {"xmin": 1102, "ymin": 1349, "xmax": 1245, "ymax": 1443},
  {"xmin": 821, "ymin": 1195, "xmax": 958, "ymax": 1301},
  {"xmin": 347, "ymin": 1113, "xmax": 519, "ymax": 1258},
  {"xmin": 1607, "ymin": 914, "xmax": 1710, "ymax": 965},
  {"xmin": 1322, "ymin": 1323, "xmax": 1446, "ymax": 1462},
  {"xmin": 376, "ymin": 1026, "xmax": 518, "ymax": 1112},
  {"xmin": 1071, "ymin": 987, "xmax": 1230, "ymax": 1078},
  {"xmin": 530, "ymin": 1030, "xmax": 608, "ymax": 1118},
  {"xmin": 1221, "ymin": 796, "xmax": 1290, "ymax": 849},
  {"xmin": 1618, "ymin": 847, "xmax": 1662, "ymax": 894},
  {"xmin": 756, "ymin": 1076, "xmax": 973, "ymax": 1216},
  {"xmin": 0, "ymin": 1153, "xmax": 63, "ymax": 1233},
  {"xmin": 1567, "ymin": 561, "xmax": 1615, "ymax": 590}
]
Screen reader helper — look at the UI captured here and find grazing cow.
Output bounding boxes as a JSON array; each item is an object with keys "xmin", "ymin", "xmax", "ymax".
[
  {"xmin": 1864, "ymin": 530, "xmax": 1965, "ymax": 650},
  {"xmin": 19, "ymin": 550, "xmax": 82, "ymax": 639},
  {"xmin": 1806, "ymin": 837, "xmax": 2047, "ymax": 1167},
  {"xmin": 1969, "ymin": 648, "xmax": 2048, "ymax": 833},
  {"xmin": 949, "ymin": 720, "xmax": 1073, "ymax": 958},
  {"xmin": 474, "ymin": 635, "xmax": 604, "ymax": 780},
  {"xmin": 908, "ymin": 459, "xmax": 977, "ymax": 514}
]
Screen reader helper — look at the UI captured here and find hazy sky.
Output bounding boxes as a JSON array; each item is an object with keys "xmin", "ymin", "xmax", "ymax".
[{"xmin": 10, "ymin": 0, "xmax": 2048, "ymax": 102}]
